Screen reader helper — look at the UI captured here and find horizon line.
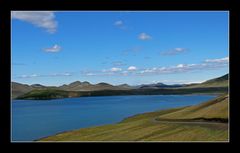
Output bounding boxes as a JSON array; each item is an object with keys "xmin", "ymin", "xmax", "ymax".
[{"xmin": 11, "ymin": 73, "xmax": 228, "ymax": 87}]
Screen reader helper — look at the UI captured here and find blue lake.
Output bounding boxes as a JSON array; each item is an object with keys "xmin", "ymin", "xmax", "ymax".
[{"xmin": 12, "ymin": 95, "xmax": 216, "ymax": 141}]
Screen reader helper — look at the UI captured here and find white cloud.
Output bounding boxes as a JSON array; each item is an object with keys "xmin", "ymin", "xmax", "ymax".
[
  {"xmin": 20, "ymin": 75, "xmax": 28, "ymax": 78},
  {"xmin": 176, "ymin": 64, "xmax": 184, "ymax": 68},
  {"xmin": 205, "ymin": 57, "xmax": 229, "ymax": 63},
  {"xmin": 161, "ymin": 48, "xmax": 187, "ymax": 56},
  {"xmin": 86, "ymin": 73, "xmax": 96, "ymax": 76},
  {"xmin": 16, "ymin": 72, "xmax": 72, "ymax": 79},
  {"xmin": 128, "ymin": 66, "xmax": 137, "ymax": 71},
  {"xmin": 110, "ymin": 67, "xmax": 122, "ymax": 72},
  {"xmin": 175, "ymin": 48, "xmax": 185, "ymax": 52},
  {"xmin": 138, "ymin": 33, "xmax": 152, "ymax": 40},
  {"xmin": 20, "ymin": 74, "xmax": 39, "ymax": 78},
  {"xmin": 30, "ymin": 74, "xmax": 39, "ymax": 77},
  {"xmin": 114, "ymin": 20, "xmax": 123, "ymax": 26},
  {"xmin": 63, "ymin": 73, "xmax": 71, "ymax": 76},
  {"xmin": 17, "ymin": 74, "xmax": 37, "ymax": 79},
  {"xmin": 48, "ymin": 72, "xmax": 72, "ymax": 77},
  {"xmin": 137, "ymin": 57, "xmax": 228, "ymax": 75},
  {"xmin": 11, "ymin": 11, "xmax": 57, "ymax": 33},
  {"xmin": 80, "ymin": 56, "xmax": 228, "ymax": 77},
  {"xmin": 153, "ymin": 79, "xmax": 206, "ymax": 84},
  {"xmin": 44, "ymin": 44, "xmax": 61, "ymax": 53},
  {"xmin": 114, "ymin": 20, "xmax": 126, "ymax": 30}
]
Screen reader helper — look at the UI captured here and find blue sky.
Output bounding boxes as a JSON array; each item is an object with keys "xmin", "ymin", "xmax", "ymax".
[{"xmin": 11, "ymin": 11, "xmax": 229, "ymax": 86}]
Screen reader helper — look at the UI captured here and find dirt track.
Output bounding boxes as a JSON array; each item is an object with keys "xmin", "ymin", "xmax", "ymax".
[{"xmin": 152, "ymin": 118, "xmax": 228, "ymax": 130}]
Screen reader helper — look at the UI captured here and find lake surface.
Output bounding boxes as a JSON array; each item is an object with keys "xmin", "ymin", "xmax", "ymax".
[{"xmin": 12, "ymin": 95, "xmax": 216, "ymax": 141}]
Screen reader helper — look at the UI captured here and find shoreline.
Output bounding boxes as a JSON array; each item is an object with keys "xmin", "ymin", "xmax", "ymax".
[
  {"xmin": 37, "ymin": 94, "xmax": 228, "ymax": 141},
  {"xmin": 13, "ymin": 92, "xmax": 224, "ymax": 101}
]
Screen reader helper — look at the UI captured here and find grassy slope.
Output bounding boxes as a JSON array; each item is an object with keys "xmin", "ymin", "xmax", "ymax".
[
  {"xmin": 183, "ymin": 80, "xmax": 228, "ymax": 88},
  {"xmin": 156, "ymin": 94, "xmax": 228, "ymax": 120},
  {"xmin": 182, "ymin": 74, "xmax": 228, "ymax": 88},
  {"xmin": 39, "ymin": 94, "xmax": 228, "ymax": 141}
]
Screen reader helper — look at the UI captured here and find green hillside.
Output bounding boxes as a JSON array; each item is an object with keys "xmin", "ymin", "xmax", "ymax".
[
  {"xmin": 183, "ymin": 74, "xmax": 228, "ymax": 88},
  {"xmin": 156, "ymin": 94, "xmax": 228, "ymax": 121},
  {"xmin": 39, "ymin": 94, "xmax": 228, "ymax": 141}
]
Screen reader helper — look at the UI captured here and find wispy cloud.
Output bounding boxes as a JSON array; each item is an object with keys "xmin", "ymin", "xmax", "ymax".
[
  {"xmin": 11, "ymin": 11, "xmax": 57, "ymax": 33},
  {"xmin": 114, "ymin": 20, "xmax": 123, "ymax": 26},
  {"xmin": 137, "ymin": 56, "xmax": 229, "ymax": 75},
  {"xmin": 151, "ymin": 79, "xmax": 206, "ymax": 85},
  {"xmin": 85, "ymin": 73, "xmax": 97, "ymax": 76},
  {"xmin": 50, "ymin": 72, "xmax": 72, "ymax": 77},
  {"xmin": 205, "ymin": 57, "xmax": 229, "ymax": 63},
  {"xmin": 44, "ymin": 44, "xmax": 61, "ymax": 53},
  {"xmin": 81, "ymin": 56, "xmax": 228, "ymax": 77},
  {"xmin": 110, "ymin": 67, "xmax": 122, "ymax": 72},
  {"xmin": 18, "ymin": 74, "xmax": 39, "ymax": 78},
  {"xmin": 160, "ymin": 48, "xmax": 188, "ymax": 56},
  {"xmin": 138, "ymin": 33, "xmax": 152, "ymax": 40},
  {"xmin": 16, "ymin": 72, "xmax": 72, "ymax": 79},
  {"xmin": 114, "ymin": 20, "xmax": 126, "ymax": 30}
]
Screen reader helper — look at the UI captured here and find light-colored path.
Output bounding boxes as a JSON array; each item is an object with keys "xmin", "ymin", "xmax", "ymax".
[{"xmin": 151, "ymin": 118, "xmax": 228, "ymax": 130}]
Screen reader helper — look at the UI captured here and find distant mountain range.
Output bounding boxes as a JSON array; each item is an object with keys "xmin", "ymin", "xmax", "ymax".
[
  {"xmin": 11, "ymin": 81, "xmax": 133, "ymax": 99},
  {"xmin": 58, "ymin": 81, "xmax": 133, "ymax": 91},
  {"xmin": 139, "ymin": 83, "xmax": 185, "ymax": 89},
  {"xmin": 12, "ymin": 74, "xmax": 229, "ymax": 99}
]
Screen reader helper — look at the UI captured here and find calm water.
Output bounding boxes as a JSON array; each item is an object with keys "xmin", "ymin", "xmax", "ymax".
[{"xmin": 12, "ymin": 95, "xmax": 216, "ymax": 141}]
